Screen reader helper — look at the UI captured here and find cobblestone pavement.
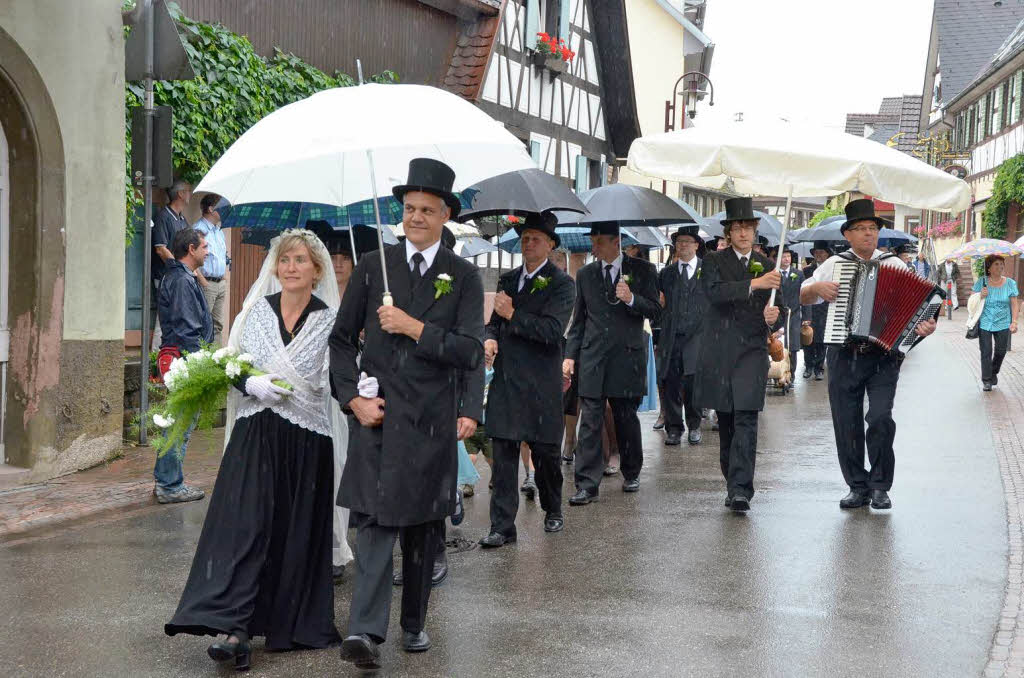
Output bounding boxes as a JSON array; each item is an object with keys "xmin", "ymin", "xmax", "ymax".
[
  {"xmin": 0, "ymin": 429, "xmax": 223, "ymax": 543},
  {"xmin": 943, "ymin": 310, "xmax": 1024, "ymax": 678}
]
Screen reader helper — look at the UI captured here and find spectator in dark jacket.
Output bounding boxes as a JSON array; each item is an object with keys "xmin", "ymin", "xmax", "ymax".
[{"xmin": 154, "ymin": 228, "xmax": 213, "ymax": 504}]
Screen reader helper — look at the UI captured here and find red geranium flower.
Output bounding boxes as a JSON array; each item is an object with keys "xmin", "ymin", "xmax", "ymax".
[{"xmin": 507, "ymin": 215, "xmax": 521, "ymax": 224}]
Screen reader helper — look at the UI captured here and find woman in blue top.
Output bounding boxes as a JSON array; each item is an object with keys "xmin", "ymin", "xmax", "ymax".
[{"xmin": 973, "ymin": 255, "xmax": 1020, "ymax": 391}]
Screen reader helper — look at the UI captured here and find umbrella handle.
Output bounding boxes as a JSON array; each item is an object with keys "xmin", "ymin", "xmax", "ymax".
[
  {"xmin": 768, "ymin": 186, "xmax": 795, "ymax": 307},
  {"xmin": 366, "ymin": 149, "xmax": 392, "ymax": 298},
  {"xmin": 382, "ymin": 293, "xmax": 394, "ymax": 306}
]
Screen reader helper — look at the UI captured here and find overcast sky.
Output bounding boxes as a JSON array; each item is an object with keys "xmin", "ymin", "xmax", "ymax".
[{"xmin": 697, "ymin": 0, "xmax": 935, "ymax": 129}]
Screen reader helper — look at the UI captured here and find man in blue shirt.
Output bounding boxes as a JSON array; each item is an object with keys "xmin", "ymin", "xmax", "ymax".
[
  {"xmin": 154, "ymin": 227, "xmax": 213, "ymax": 504},
  {"xmin": 193, "ymin": 193, "xmax": 230, "ymax": 346}
]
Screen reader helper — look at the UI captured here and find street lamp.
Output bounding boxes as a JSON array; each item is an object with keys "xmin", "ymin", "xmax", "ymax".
[{"xmin": 662, "ymin": 71, "xmax": 715, "ymax": 195}]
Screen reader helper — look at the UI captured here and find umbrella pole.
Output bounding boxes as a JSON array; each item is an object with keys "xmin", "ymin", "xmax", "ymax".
[
  {"xmin": 769, "ymin": 186, "xmax": 794, "ymax": 307},
  {"xmin": 348, "ymin": 226, "xmax": 359, "ymax": 266},
  {"xmin": 366, "ymin": 149, "xmax": 393, "ymax": 305}
]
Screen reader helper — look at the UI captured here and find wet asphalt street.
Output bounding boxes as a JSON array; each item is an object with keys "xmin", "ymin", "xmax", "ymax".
[{"xmin": 0, "ymin": 333, "xmax": 1007, "ymax": 678}]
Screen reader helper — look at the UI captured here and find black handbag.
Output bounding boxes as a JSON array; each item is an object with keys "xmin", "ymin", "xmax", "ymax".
[{"xmin": 966, "ymin": 323, "xmax": 980, "ymax": 340}]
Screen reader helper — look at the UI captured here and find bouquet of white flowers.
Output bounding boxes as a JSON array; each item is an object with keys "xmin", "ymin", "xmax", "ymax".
[{"xmin": 151, "ymin": 346, "xmax": 291, "ymax": 456}]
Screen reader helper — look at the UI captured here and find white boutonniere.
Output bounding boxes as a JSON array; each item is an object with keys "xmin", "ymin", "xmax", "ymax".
[
  {"xmin": 789, "ymin": 272, "xmax": 798, "ymax": 281},
  {"xmin": 434, "ymin": 273, "xmax": 454, "ymax": 299},
  {"xmin": 622, "ymin": 274, "xmax": 634, "ymax": 286},
  {"xmin": 530, "ymin": 276, "xmax": 550, "ymax": 294}
]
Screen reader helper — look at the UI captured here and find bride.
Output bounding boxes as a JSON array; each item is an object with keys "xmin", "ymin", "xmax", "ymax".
[{"xmin": 165, "ymin": 228, "xmax": 350, "ymax": 670}]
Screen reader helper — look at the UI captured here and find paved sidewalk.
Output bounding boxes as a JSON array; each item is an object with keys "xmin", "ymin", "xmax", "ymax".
[
  {"xmin": 0, "ymin": 429, "xmax": 224, "ymax": 542},
  {"xmin": 942, "ymin": 310, "xmax": 1024, "ymax": 678}
]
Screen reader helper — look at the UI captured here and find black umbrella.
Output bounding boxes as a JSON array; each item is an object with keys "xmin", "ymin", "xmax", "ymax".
[
  {"xmin": 457, "ymin": 168, "xmax": 589, "ymax": 222},
  {"xmin": 557, "ymin": 184, "xmax": 692, "ymax": 227}
]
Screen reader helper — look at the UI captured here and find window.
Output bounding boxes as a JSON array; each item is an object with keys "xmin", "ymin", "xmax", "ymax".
[
  {"xmin": 574, "ymin": 154, "xmax": 588, "ymax": 194},
  {"xmin": 992, "ymin": 82, "xmax": 1005, "ymax": 133},
  {"xmin": 524, "ymin": 0, "xmax": 540, "ymax": 51}
]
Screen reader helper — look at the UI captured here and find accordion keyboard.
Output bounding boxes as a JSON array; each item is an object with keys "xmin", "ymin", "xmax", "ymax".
[{"xmin": 824, "ymin": 261, "xmax": 859, "ymax": 344}]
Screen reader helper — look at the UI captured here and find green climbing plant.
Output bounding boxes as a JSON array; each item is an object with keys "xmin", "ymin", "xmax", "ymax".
[
  {"xmin": 982, "ymin": 153, "xmax": 1024, "ymax": 241},
  {"xmin": 807, "ymin": 206, "xmax": 843, "ymax": 229},
  {"xmin": 124, "ymin": 5, "xmax": 398, "ymax": 245}
]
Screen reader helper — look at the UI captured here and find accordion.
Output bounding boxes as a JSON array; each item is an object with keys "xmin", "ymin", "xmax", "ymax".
[{"xmin": 823, "ymin": 259, "xmax": 944, "ymax": 354}]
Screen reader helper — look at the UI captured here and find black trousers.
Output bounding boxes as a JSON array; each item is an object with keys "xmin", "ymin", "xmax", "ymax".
[
  {"xmin": 489, "ymin": 438, "xmax": 563, "ymax": 537},
  {"xmin": 826, "ymin": 346, "xmax": 901, "ymax": 492},
  {"xmin": 346, "ymin": 512, "xmax": 443, "ymax": 642},
  {"xmin": 717, "ymin": 410, "xmax": 759, "ymax": 500},
  {"xmin": 979, "ymin": 328, "xmax": 1010, "ymax": 382},
  {"xmin": 805, "ymin": 342, "xmax": 826, "ymax": 371},
  {"xmin": 575, "ymin": 396, "xmax": 643, "ymax": 493},
  {"xmin": 663, "ymin": 339, "xmax": 701, "ymax": 436}
]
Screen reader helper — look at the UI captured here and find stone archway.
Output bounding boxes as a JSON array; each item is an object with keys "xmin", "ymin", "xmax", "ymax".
[{"xmin": 0, "ymin": 26, "xmax": 66, "ymax": 469}]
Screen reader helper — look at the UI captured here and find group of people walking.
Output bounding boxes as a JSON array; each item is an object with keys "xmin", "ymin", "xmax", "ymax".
[{"xmin": 161, "ymin": 158, "xmax": 946, "ymax": 672}]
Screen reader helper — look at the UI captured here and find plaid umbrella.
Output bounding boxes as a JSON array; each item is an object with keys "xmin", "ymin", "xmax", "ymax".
[
  {"xmin": 221, "ymin": 194, "xmax": 474, "ymax": 230},
  {"xmin": 497, "ymin": 227, "xmax": 639, "ymax": 254}
]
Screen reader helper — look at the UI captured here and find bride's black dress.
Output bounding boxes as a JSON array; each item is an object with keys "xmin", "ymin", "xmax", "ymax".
[{"xmin": 165, "ymin": 294, "xmax": 341, "ymax": 650}]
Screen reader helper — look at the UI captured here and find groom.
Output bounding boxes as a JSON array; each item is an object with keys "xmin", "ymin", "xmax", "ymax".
[{"xmin": 330, "ymin": 158, "xmax": 484, "ymax": 670}]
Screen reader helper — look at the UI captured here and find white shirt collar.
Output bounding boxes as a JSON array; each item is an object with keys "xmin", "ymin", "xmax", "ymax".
[
  {"xmin": 405, "ymin": 238, "xmax": 442, "ymax": 273},
  {"xmin": 733, "ymin": 247, "xmax": 753, "ymax": 261},
  {"xmin": 678, "ymin": 256, "xmax": 697, "ymax": 273},
  {"xmin": 600, "ymin": 254, "xmax": 624, "ymax": 277},
  {"xmin": 522, "ymin": 259, "xmax": 546, "ymax": 278}
]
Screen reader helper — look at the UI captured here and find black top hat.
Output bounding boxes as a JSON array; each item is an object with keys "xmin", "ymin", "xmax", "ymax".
[
  {"xmin": 720, "ymin": 197, "xmax": 759, "ymax": 225},
  {"xmin": 305, "ymin": 219, "xmax": 352, "ymax": 257},
  {"xmin": 811, "ymin": 240, "xmax": 833, "ymax": 254},
  {"xmin": 894, "ymin": 243, "xmax": 918, "ymax": 255},
  {"xmin": 441, "ymin": 225, "xmax": 456, "ymax": 250},
  {"xmin": 841, "ymin": 198, "xmax": 886, "ymax": 233},
  {"xmin": 392, "ymin": 158, "xmax": 462, "ymax": 219},
  {"xmin": 756, "ymin": 234, "xmax": 769, "ymax": 248},
  {"xmin": 671, "ymin": 224, "xmax": 705, "ymax": 256},
  {"xmin": 589, "ymin": 222, "xmax": 620, "ymax": 237},
  {"xmin": 514, "ymin": 211, "xmax": 561, "ymax": 248}
]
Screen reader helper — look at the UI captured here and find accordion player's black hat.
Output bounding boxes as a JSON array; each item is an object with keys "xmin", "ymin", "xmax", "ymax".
[{"xmin": 841, "ymin": 198, "xmax": 887, "ymax": 233}]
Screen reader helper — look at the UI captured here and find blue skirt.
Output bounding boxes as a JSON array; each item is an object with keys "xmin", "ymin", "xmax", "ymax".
[
  {"xmin": 457, "ymin": 440, "xmax": 481, "ymax": 486},
  {"xmin": 638, "ymin": 333, "xmax": 659, "ymax": 413}
]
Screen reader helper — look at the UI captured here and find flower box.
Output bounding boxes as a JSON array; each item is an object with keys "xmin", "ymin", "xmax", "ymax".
[{"xmin": 531, "ymin": 51, "xmax": 567, "ymax": 76}]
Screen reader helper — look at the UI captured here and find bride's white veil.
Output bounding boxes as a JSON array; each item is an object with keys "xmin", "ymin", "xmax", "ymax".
[{"xmin": 223, "ymin": 228, "xmax": 345, "ymax": 457}]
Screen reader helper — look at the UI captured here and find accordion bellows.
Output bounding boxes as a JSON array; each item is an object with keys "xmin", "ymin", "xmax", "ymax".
[{"xmin": 825, "ymin": 260, "xmax": 945, "ymax": 354}]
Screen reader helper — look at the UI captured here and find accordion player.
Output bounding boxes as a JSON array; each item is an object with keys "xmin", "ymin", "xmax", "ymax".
[{"xmin": 821, "ymin": 255, "xmax": 944, "ymax": 355}]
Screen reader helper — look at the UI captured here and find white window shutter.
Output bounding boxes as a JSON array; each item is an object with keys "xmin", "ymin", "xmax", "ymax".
[
  {"xmin": 575, "ymin": 154, "xmax": 588, "ymax": 193},
  {"xmin": 525, "ymin": 0, "xmax": 540, "ymax": 51},
  {"xmin": 600, "ymin": 160, "xmax": 608, "ymax": 186},
  {"xmin": 559, "ymin": 0, "xmax": 571, "ymax": 42},
  {"xmin": 530, "ymin": 140, "xmax": 542, "ymax": 167}
]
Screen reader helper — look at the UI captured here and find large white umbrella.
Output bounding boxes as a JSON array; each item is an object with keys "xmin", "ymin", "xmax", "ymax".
[
  {"xmin": 197, "ymin": 84, "xmax": 534, "ymax": 206},
  {"xmin": 627, "ymin": 120, "xmax": 972, "ymax": 302},
  {"xmin": 196, "ymin": 83, "xmax": 534, "ymax": 300},
  {"xmin": 627, "ymin": 120, "xmax": 971, "ymax": 212}
]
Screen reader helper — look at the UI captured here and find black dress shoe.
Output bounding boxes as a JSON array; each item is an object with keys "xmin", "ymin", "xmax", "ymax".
[
  {"xmin": 688, "ymin": 429, "xmax": 702, "ymax": 445},
  {"xmin": 664, "ymin": 432, "xmax": 682, "ymax": 446},
  {"xmin": 561, "ymin": 453, "xmax": 575, "ymax": 464},
  {"xmin": 983, "ymin": 381, "xmax": 993, "ymax": 392},
  {"xmin": 569, "ymin": 489, "xmax": 598, "ymax": 505},
  {"xmin": 839, "ymin": 490, "xmax": 870, "ymax": 509},
  {"xmin": 993, "ymin": 374, "xmax": 999, "ymax": 386},
  {"xmin": 208, "ymin": 633, "xmax": 252, "ymax": 672},
  {"xmin": 333, "ymin": 564, "xmax": 345, "ymax": 584},
  {"xmin": 341, "ymin": 634, "xmax": 381, "ymax": 669},
  {"xmin": 478, "ymin": 531, "xmax": 516, "ymax": 548},
  {"xmin": 653, "ymin": 418, "xmax": 665, "ymax": 431},
  {"xmin": 869, "ymin": 489, "xmax": 892, "ymax": 510},
  {"xmin": 402, "ymin": 630, "xmax": 432, "ymax": 653},
  {"xmin": 432, "ymin": 553, "xmax": 448, "ymax": 587},
  {"xmin": 622, "ymin": 479, "xmax": 640, "ymax": 493},
  {"xmin": 724, "ymin": 495, "xmax": 733, "ymax": 507},
  {"xmin": 730, "ymin": 496, "xmax": 750, "ymax": 512},
  {"xmin": 392, "ymin": 569, "xmax": 403, "ymax": 586},
  {"xmin": 814, "ymin": 370, "xmax": 824, "ymax": 381},
  {"xmin": 802, "ymin": 368, "xmax": 812, "ymax": 379},
  {"xmin": 544, "ymin": 514, "xmax": 564, "ymax": 533}
]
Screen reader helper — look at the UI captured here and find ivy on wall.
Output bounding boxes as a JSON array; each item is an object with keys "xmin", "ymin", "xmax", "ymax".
[
  {"xmin": 806, "ymin": 206, "xmax": 843, "ymax": 229},
  {"xmin": 124, "ymin": 5, "xmax": 398, "ymax": 244},
  {"xmin": 983, "ymin": 154, "xmax": 1024, "ymax": 241}
]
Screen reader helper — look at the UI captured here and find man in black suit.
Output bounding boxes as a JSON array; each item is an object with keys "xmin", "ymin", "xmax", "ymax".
[
  {"xmin": 563, "ymin": 223, "xmax": 661, "ymax": 504},
  {"xmin": 775, "ymin": 246, "xmax": 804, "ymax": 384},
  {"xmin": 478, "ymin": 212, "xmax": 575, "ymax": 547},
  {"xmin": 657, "ymin": 224, "xmax": 707, "ymax": 446},
  {"xmin": 694, "ymin": 197, "xmax": 783, "ymax": 513},
  {"xmin": 801, "ymin": 241, "xmax": 832, "ymax": 380},
  {"xmin": 332, "ymin": 159, "xmax": 484, "ymax": 669}
]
